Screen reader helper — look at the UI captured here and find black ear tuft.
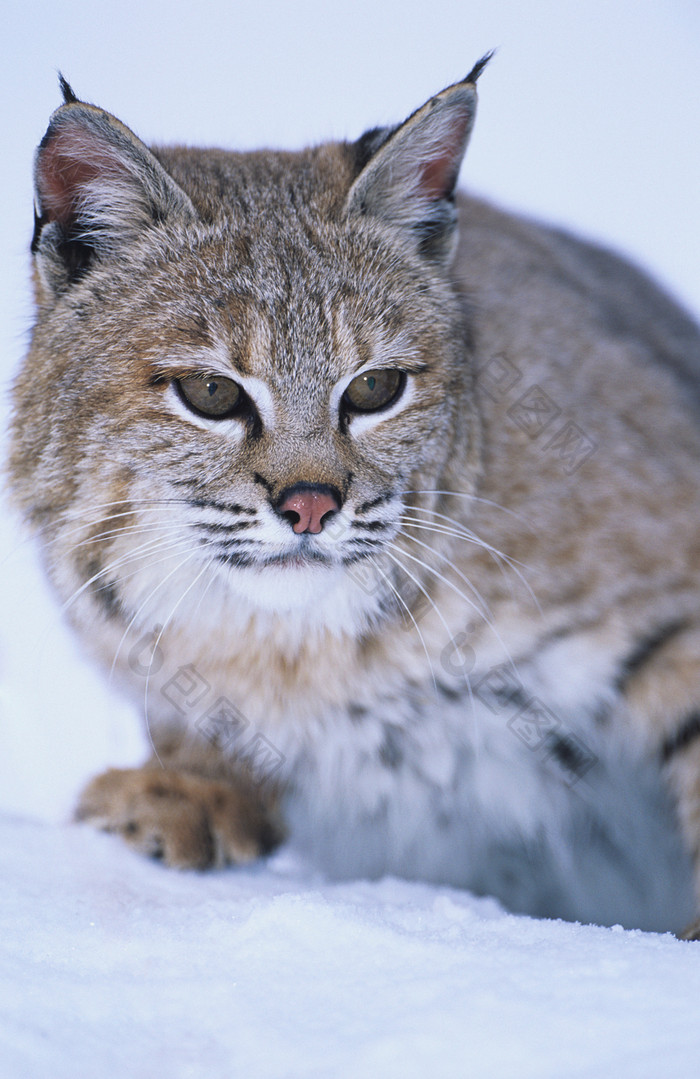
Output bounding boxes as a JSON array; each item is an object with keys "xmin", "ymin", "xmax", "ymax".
[
  {"xmin": 58, "ymin": 73, "xmax": 79, "ymax": 105},
  {"xmin": 464, "ymin": 50, "xmax": 495, "ymax": 86},
  {"xmin": 31, "ymin": 99, "xmax": 198, "ymax": 296},
  {"xmin": 345, "ymin": 72, "xmax": 482, "ymax": 265}
]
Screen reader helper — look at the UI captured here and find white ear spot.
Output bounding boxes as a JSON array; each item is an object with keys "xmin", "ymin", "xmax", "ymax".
[{"xmin": 159, "ymin": 345, "xmax": 277, "ymax": 436}]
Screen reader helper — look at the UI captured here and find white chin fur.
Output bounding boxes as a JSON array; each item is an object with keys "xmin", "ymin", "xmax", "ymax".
[
  {"xmin": 222, "ymin": 560, "xmax": 384, "ymax": 636},
  {"xmin": 231, "ymin": 562, "xmax": 344, "ymax": 611}
]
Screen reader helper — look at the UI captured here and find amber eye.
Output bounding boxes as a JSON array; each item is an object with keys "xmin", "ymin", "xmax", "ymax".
[
  {"xmin": 175, "ymin": 375, "xmax": 242, "ymax": 419},
  {"xmin": 342, "ymin": 369, "xmax": 405, "ymax": 413}
]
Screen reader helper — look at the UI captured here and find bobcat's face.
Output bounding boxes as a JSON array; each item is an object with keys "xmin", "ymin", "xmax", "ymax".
[
  {"xmin": 12, "ymin": 73, "xmax": 482, "ymax": 637},
  {"xmin": 34, "ymin": 213, "xmax": 467, "ymax": 626}
]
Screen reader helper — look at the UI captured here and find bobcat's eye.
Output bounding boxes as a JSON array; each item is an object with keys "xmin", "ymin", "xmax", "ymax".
[
  {"xmin": 175, "ymin": 375, "xmax": 242, "ymax": 419},
  {"xmin": 342, "ymin": 369, "xmax": 405, "ymax": 413}
]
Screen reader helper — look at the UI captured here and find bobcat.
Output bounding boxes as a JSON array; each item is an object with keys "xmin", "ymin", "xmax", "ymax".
[{"xmin": 10, "ymin": 57, "xmax": 700, "ymax": 935}]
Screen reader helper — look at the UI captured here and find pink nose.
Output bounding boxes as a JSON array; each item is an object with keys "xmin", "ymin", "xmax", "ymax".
[{"xmin": 278, "ymin": 486, "xmax": 340, "ymax": 534}]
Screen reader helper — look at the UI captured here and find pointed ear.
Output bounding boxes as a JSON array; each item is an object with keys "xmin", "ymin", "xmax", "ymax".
[
  {"xmin": 32, "ymin": 93, "xmax": 197, "ymax": 295},
  {"xmin": 345, "ymin": 57, "xmax": 491, "ymax": 265}
]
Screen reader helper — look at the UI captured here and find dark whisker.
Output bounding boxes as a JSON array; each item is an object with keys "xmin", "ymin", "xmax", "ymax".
[
  {"xmin": 193, "ymin": 521, "xmax": 256, "ymax": 535},
  {"xmin": 353, "ymin": 520, "xmax": 391, "ymax": 532},
  {"xmin": 188, "ymin": 498, "xmax": 257, "ymax": 517}
]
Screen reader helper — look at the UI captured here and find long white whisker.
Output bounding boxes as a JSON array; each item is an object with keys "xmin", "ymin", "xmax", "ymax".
[
  {"xmin": 386, "ymin": 541, "xmax": 520, "ymax": 682},
  {"xmin": 398, "ymin": 516, "xmax": 525, "ymax": 617},
  {"xmin": 143, "ymin": 556, "xmax": 215, "ymax": 768},
  {"xmin": 69, "ymin": 520, "xmax": 178, "ymax": 549},
  {"xmin": 398, "ymin": 516, "xmax": 496, "ymax": 550},
  {"xmin": 189, "ymin": 553, "xmax": 223, "ymax": 624},
  {"xmin": 389, "ymin": 540, "xmax": 492, "ymax": 626},
  {"xmin": 34, "ymin": 496, "xmax": 190, "ymax": 532},
  {"xmin": 106, "ymin": 548, "xmax": 204, "ymax": 766},
  {"xmin": 48, "ymin": 503, "xmax": 191, "ymax": 546},
  {"xmin": 402, "ymin": 507, "xmax": 526, "ymax": 569},
  {"xmin": 59, "ymin": 534, "xmax": 194, "ymax": 616},
  {"xmin": 372, "ymin": 559, "xmax": 438, "ymax": 694},
  {"xmin": 405, "ymin": 489, "xmax": 534, "ymax": 527},
  {"xmin": 384, "ymin": 549, "xmax": 477, "ymax": 726},
  {"xmin": 400, "ymin": 507, "xmax": 540, "ymax": 614},
  {"xmin": 106, "ymin": 544, "xmax": 201, "ymax": 680},
  {"xmin": 397, "ymin": 527, "xmax": 492, "ymax": 623}
]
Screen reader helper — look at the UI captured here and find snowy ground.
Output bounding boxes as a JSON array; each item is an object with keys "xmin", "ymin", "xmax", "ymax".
[
  {"xmin": 2, "ymin": 3, "xmax": 700, "ymax": 1077},
  {"xmin": 3, "ymin": 817, "xmax": 700, "ymax": 1079}
]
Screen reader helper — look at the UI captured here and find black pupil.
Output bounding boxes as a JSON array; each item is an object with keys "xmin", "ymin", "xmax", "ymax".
[
  {"xmin": 208, "ymin": 381, "xmax": 218, "ymax": 396},
  {"xmin": 343, "ymin": 368, "xmax": 403, "ymax": 413}
]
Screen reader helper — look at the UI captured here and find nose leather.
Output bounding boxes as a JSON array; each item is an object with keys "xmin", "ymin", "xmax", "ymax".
[{"xmin": 277, "ymin": 486, "xmax": 340, "ymax": 534}]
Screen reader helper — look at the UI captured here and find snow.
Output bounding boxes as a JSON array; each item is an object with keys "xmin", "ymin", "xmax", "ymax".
[
  {"xmin": 2, "ymin": 2, "xmax": 700, "ymax": 1076},
  {"xmin": 3, "ymin": 817, "xmax": 700, "ymax": 1079}
]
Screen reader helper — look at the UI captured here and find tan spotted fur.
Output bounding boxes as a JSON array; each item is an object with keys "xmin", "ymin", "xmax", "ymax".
[{"xmin": 8, "ymin": 62, "xmax": 700, "ymax": 933}]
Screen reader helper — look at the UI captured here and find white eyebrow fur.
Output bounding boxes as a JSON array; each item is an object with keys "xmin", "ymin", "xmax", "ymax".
[{"xmin": 158, "ymin": 344, "xmax": 277, "ymax": 429}]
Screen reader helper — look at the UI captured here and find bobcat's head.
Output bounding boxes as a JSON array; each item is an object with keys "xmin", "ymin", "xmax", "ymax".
[{"xmin": 10, "ymin": 62, "xmax": 488, "ymax": 641}]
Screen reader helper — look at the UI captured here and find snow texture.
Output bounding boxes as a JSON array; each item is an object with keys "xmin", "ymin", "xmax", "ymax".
[
  {"xmin": 3, "ymin": 817, "xmax": 700, "ymax": 1079},
  {"xmin": 2, "ymin": 3, "xmax": 700, "ymax": 1077}
]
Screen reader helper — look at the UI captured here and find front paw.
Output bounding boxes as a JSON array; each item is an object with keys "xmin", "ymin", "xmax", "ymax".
[{"xmin": 75, "ymin": 766, "xmax": 283, "ymax": 869}]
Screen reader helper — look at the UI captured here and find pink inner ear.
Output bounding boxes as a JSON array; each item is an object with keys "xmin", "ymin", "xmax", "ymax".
[
  {"xmin": 36, "ymin": 126, "xmax": 124, "ymax": 229},
  {"xmin": 417, "ymin": 107, "xmax": 473, "ymax": 200},
  {"xmin": 419, "ymin": 153, "xmax": 459, "ymax": 200}
]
